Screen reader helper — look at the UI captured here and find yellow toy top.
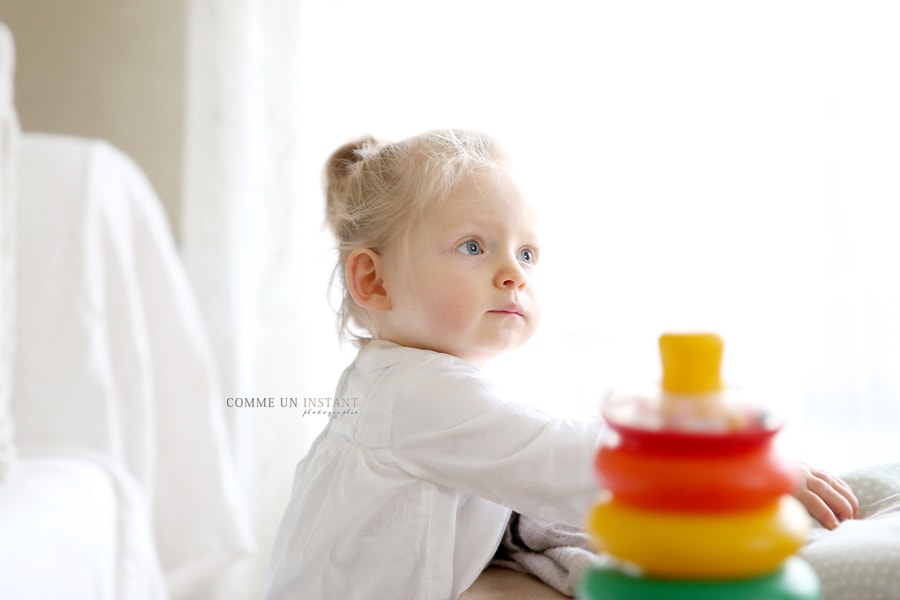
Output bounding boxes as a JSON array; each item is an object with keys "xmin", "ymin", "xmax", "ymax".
[
  {"xmin": 604, "ymin": 332, "xmax": 774, "ymax": 434},
  {"xmin": 659, "ymin": 332, "xmax": 724, "ymax": 395}
]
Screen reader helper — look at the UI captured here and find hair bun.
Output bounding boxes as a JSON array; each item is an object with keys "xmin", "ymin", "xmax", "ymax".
[
  {"xmin": 325, "ymin": 135, "xmax": 379, "ymax": 185},
  {"xmin": 324, "ymin": 135, "xmax": 384, "ymax": 235}
]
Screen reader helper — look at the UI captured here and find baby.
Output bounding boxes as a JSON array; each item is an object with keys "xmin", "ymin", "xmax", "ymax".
[{"xmin": 264, "ymin": 129, "xmax": 857, "ymax": 599}]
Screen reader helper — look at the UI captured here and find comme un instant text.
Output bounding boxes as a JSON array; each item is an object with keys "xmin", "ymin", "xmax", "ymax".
[{"xmin": 226, "ymin": 397, "xmax": 359, "ymax": 408}]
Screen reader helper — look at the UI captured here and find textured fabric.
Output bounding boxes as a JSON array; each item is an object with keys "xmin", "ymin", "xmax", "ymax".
[
  {"xmin": 0, "ymin": 20, "xmax": 18, "ymax": 481},
  {"xmin": 11, "ymin": 133, "xmax": 254, "ymax": 599},
  {"xmin": 491, "ymin": 512, "xmax": 602, "ymax": 597},
  {"xmin": 801, "ymin": 462, "xmax": 900, "ymax": 600},
  {"xmin": 265, "ymin": 340, "xmax": 604, "ymax": 600}
]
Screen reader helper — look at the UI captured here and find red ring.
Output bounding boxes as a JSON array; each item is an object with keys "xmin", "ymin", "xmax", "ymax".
[{"xmin": 595, "ymin": 440, "xmax": 799, "ymax": 512}]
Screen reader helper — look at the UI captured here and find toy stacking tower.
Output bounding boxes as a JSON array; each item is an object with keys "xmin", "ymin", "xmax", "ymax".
[{"xmin": 578, "ymin": 333, "xmax": 821, "ymax": 600}]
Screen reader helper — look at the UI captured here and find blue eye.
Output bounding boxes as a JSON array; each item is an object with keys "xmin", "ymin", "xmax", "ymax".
[
  {"xmin": 517, "ymin": 247, "xmax": 537, "ymax": 264},
  {"xmin": 457, "ymin": 240, "xmax": 483, "ymax": 255}
]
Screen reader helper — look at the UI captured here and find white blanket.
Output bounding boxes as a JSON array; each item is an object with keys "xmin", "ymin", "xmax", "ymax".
[
  {"xmin": 0, "ymin": 451, "xmax": 167, "ymax": 600},
  {"xmin": 12, "ymin": 133, "xmax": 254, "ymax": 598},
  {"xmin": 0, "ymin": 20, "xmax": 18, "ymax": 481}
]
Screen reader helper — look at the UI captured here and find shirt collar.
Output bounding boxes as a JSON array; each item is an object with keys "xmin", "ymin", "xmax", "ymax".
[{"xmin": 355, "ymin": 339, "xmax": 453, "ymax": 371}]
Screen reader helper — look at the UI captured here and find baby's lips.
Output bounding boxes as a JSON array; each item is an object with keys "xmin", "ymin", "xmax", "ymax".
[{"xmin": 490, "ymin": 303, "xmax": 524, "ymax": 316}]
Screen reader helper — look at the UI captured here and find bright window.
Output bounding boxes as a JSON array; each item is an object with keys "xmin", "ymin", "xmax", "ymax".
[{"xmin": 293, "ymin": 1, "xmax": 900, "ymax": 472}]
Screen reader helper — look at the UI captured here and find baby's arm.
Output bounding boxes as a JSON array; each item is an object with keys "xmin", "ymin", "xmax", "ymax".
[
  {"xmin": 391, "ymin": 364, "xmax": 604, "ymax": 527},
  {"xmin": 794, "ymin": 463, "xmax": 859, "ymax": 530}
]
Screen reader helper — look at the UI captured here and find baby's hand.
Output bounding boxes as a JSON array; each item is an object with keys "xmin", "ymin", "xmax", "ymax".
[{"xmin": 794, "ymin": 463, "xmax": 859, "ymax": 530}]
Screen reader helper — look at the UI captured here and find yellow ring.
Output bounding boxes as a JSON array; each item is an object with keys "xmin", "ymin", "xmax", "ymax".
[{"xmin": 586, "ymin": 496, "xmax": 810, "ymax": 579}]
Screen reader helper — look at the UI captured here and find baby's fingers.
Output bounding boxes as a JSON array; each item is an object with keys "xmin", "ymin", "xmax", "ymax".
[
  {"xmin": 828, "ymin": 473, "xmax": 860, "ymax": 518},
  {"xmin": 800, "ymin": 467, "xmax": 859, "ymax": 528},
  {"xmin": 796, "ymin": 485, "xmax": 839, "ymax": 530}
]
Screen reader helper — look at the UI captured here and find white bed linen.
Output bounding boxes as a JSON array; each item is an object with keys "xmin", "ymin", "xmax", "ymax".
[
  {"xmin": 801, "ymin": 462, "xmax": 900, "ymax": 600},
  {"xmin": 0, "ymin": 451, "xmax": 167, "ymax": 600},
  {"xmin": 11, "ymin": 133, "xmax": 254, "ymax": 598}
]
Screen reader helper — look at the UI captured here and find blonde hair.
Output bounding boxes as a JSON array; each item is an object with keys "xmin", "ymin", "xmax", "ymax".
[{"xmin": 324, "ymin": 128, "xmax": 508, "ymax": 344}]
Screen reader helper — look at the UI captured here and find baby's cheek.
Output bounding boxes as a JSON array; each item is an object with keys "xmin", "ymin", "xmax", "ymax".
[
  {"xmin": 431, "ymin": 295, "xmax": 474, "ymax": 331},
  {"xmin": 526, "ymin": 292, "xmax": 542, "ymax": 329}
]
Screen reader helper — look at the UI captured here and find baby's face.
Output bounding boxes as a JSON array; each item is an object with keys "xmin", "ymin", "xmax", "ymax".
[{"xmin": 380, "ymin": 169, "xmax": 542, "ymax": 366}]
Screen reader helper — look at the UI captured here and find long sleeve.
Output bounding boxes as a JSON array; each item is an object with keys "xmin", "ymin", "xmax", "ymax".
[{"xmin": 390, "ymin": 360, "xmax": 604, "ymax": 527}]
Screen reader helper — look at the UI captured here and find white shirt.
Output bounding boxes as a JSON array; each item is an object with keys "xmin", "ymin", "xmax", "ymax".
[{"xmin": 264, "ymin": 341, "xmax": 604, "ymax": 600}]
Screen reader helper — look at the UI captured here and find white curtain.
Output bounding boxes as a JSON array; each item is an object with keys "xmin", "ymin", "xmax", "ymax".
[
  {"xmin": 181, "ymin": 1, "xmax": 341, "ymax": 598},
  {"xmin": 182, "ymin": 1, "xmax": 900, "ymax": 597}
]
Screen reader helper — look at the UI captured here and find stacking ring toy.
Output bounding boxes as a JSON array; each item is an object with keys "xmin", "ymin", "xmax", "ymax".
[
  {"xmin": 586, "ymin": 496, "xmax": 810, "ymax": 579},
  {"xmin": 577, "ymin": 556, "xmax": 821, "ymax": 600},
  {"xmin": 595, "ymin": 441, "xmax": 799, "ymax": 512},
  {"xmin": 602, "ymin": 397, "xmax": 781, "ymax": 455}
]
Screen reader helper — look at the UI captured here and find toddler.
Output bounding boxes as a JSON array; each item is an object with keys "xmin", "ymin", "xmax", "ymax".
[{"xmin": 264, "ymin": 129, "xmax": 857, "ymax": 599}]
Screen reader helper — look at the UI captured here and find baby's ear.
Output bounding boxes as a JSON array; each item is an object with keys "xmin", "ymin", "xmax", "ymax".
[{"xmin": 346, "ymin": 249, "xmax": 391, "ymax": 311}]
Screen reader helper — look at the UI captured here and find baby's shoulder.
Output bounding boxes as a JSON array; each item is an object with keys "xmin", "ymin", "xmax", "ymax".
[
  {"xmin": 389, "ymin": 349, "xmax": 489, "ymax": 393},
  {"xmin": 384, "ymin": 353, "xmax": 504, "ymax": 423},
  {"xmin": 354, "ymin": 342, "xmax": 501, "ymax": 415}
]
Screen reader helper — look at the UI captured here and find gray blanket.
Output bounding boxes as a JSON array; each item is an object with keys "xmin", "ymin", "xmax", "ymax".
[{"xmin": 490, "ymin": 512, "xmax": 602, "ymax": 597}]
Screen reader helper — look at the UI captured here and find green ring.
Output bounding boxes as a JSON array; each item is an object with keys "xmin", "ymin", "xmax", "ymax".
[{"xmin": 577, "ymin": 557, "xmax": 820, "ymax": 600}]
